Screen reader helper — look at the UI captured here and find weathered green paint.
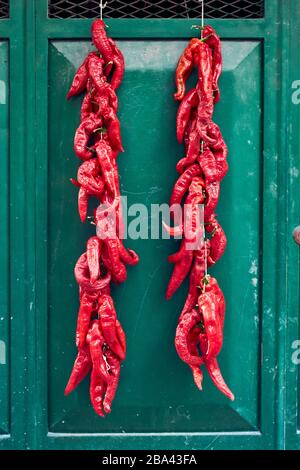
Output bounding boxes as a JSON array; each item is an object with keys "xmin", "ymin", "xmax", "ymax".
[
  {"xmin": 0, "ymin": 40, "xmax": 9, "ymax": 439},
  {"xmin": 0, "ymin": 0, "xmax": 299, "ymax": 450}
]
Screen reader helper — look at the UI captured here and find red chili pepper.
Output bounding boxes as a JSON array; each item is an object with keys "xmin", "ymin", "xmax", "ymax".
[
  {"xmin": 87, "ymin": 236, "xmax": 102, "ymax": 283},
  {"xmin": 187, "ymin": 325, "xmax": 203, "ymax": 390},
  {"xmin": 89, "ymin": 367, "xmax": 106, "ymax": 417},
  {"xmin": 198, "ymin": 290, "xmax": 223, "ymax": 360},
  {"xmin": 80, "ymin": 91, "xmax": 93, "ymax": 121},
  {"xmin": 67, "ymin": 56, "xmax": 89, "ymax": 100},
  {"xmin": 103, "ymin": 349, "xmax": 121, "ymax": 414},
  {"xmin": 95, "ymin": 140, "xmax": 117, "ymax": 195},
  {"xmin": 75, "ymin": 291, "xmax": 97, "ymax": 349},
  {"xmin": 198, "ymin": 147, "xmax": 228, "ymax": 183},
  {"xmin": 206, "ymin": 217, "xmax": 227, "ymax": 265},
  {"xmin": 195, "ymin": 44, "xmax": 214, "ymax": 120},
  {"xmin": 77, "ymin": 158, "xmax": 105, "ymax": 197},
  {"xmin": 98, "ymin": 294, "xmax": 125, "ymax": 361},
  {"xmin": 176, "ymin": 114, "xmax": 199, "ymax": 174},
  {"xmin": 174, "ymin": 38, "xmax": 203, "ymax": 101},
  {"xmin": 199, "ymin": 332, "xmax": 234, "ymax": 400},
  {"xmin": 74, "ymin": 114, "xmax": 102, "ymax": 161},
  {"xmin": 170, "ymin": 163, "xmax": 202, "ymax": 207},
  {"xmin": 88, "ymin": 54, "xmax": 106, "ymax": 91},
  {"xmin": 179, "ymin": 246, "xmax": 206, "ymax": 321},
  {"xmin": 101, "ymin": 105, "xmax": 124, "ymax": 152},
  {"xmin": 180, "ymin": 118, "xmax": 201, "ymax": 172},
  {"xmin": 91, "ymin": 20, "xmax": 114, "ymax": 71},
  {"xmin": 77, "ymin": 186, "xmax": 89, "ymax": 223},
  {"xmin": 166, "ymin": 250, "xmax": 193, "ymax": 300},
  {"xmin": 64, "ymin": 344, "xmax": 92, "ymax": 395},
  {"xmin": 108, "ymin": 37, "xmax": 125, "ymax": 91},
  {"xmin": 205, "ymin": 357, "xmax": 234, "ymax": 401},
  {"xmin": 168, "ymin": 239, "xmax": 188, "ymax": 264},
  {"xmin": 118, "ymin": 241, "xmax": 139, "ymax": 266},
  {"xmin": 74, "ymin": 252, "xmax": 111, "ymax": 293},
  {"xmin": 87, "ymin": 321, "xmax": 111, "ymax": 382},
  {"xmin": 105, "ymin": 238, "xmax": 127, "ymax": 283},
  {"xmin": 202, "ymin": 25, "xmax": 222, "ymax": 104},
  {"xmin": 204, "ymin": 181, "xmax": 220, "ymax": 220},
  {"xmin": 176, "ymin": 88, "xmax": 199, "ymax": 144},
  {"xmin": 201, "ymin": 276, "xmax": 226, "ymax": 329},
  {"xmin": 175, "ymin": 309, "xmax": 204, "ymax": 366}
]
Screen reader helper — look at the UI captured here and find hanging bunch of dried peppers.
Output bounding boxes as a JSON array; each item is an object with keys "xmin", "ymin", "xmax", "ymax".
[
  {"xmin": 65, "ymin": 20, "xmax": 139, "ymax": 416},
  {"xmin": 165, "ymin": 25, "xmax": 234, "ymax": 400}
]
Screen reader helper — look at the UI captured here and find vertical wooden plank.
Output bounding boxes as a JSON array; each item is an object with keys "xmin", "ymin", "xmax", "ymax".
[
  {"xmin": 285, "ymin": 0, "xmax": 300, "ymax": 450},
  {"xmin": 34, "ymin": 0, "xmax": 50, "ymax": 450},
  {"xmin": 23, "ymin": 0, "xmax": 38, "ymax": 450},
  {"xmin": 8, "ymin": 0, "xmax": 26, "ymax": 449},
  {"xmin": 0, "ymin": 38, "xmax": 9, "ymax": 443}
]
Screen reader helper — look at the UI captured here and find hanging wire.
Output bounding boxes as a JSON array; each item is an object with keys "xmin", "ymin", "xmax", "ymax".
[
  {"xmin": 99, "ymin": 0, "xmax": 107, "ymax": 20},
  {"xmin": 191, "ymin": 0, "xmax": 205, "ymax": 36},
  {"xmin": 200, "ymin": 0, "xmax": 204, "ymax": 38}
]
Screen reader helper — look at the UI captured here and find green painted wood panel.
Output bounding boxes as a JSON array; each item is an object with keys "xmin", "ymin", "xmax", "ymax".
[
  {"xmin": 285, "ymin": 0, "xmax": 300, "ymax": 450},
  {"xmin": 0, "ymin": 40, "xmax": 9, "ymax": 438}
]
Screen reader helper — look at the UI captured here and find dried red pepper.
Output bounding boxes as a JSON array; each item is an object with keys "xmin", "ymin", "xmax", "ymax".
[{"xmin": 167, "ymin": 25, "xmax": 234, "ymax": 401}]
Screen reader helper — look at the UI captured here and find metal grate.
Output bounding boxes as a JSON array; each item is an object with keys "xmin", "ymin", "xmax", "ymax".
[
  {"xmin": 48, "ymin": 1, "xmax": 264, "ymax": 19},
  {"xmin": 0, "ymin": 0, "xmax": 9, "ymax": 18}
]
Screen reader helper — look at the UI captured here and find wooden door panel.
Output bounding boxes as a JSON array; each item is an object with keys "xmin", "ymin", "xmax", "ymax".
[{"xmin": 48, "ymin": 39, "xmax": 262, "ymax": 435}]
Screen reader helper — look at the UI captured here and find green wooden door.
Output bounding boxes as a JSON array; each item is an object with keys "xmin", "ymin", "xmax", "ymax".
[{"xmin": 0, "ymin": 0, "xmax": 299, "ymax": 450}]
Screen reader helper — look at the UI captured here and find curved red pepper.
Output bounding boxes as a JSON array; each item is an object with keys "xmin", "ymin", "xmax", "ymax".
[
  {"xmin": 95, "ymin": 140, "xmax": 117, "ymax": 195},
  {"xmin": 74, "ymin": 114, "xmax": 102, "ymax": 161},
  {"xmin": 74, "ymin": 253, "xmax": 111, "ymax": 293},
  {"xmin": 75, "ymin": 291, "xmax": 97, "ymax": 349},
  {"xmin": 86, "ymin": 236, "xmax": 102, "ymax": 284},
  {"xmin": 67, "ymin": 56, "xmax": 89, "ymax": 100},
  {"xmin": 91, "ymin": 20, "xmax": 114, "ymax": 71},
  {"xmin": 175, "ymin": 309, "xmax": 204, "ymax": 366},
  {"xmin": 198, "ymin": 291, "xmax": 223, "ymax": 360},
  {"xmin": 206, "ymin": 217, "xmax": 227, "ymax": 265},
  {"xmin": 98, "ymin": 294, "xmax": 125, "ymax": 361},
  {"xmin": 89, "ymin": 368, "xmax": 106, "ymax": 417},
  {"xmin": 202, "ymin": 25, "xmax": 222, "ymax": 104},
  {"xmin": 198, "ymin": 147, "xmax": 228, "ymax": 183},
  {"xmin": 199, "ymin": 333, "xmax": 234, "ymax": 401},
  {"xmin": 77, "ymin": 158, "xmax": 105, "ymax": 197},
  {"xmin": 87, "ymin": 321, "xmax": 111, "ymax": 382},
  {"xmin": 103, "ymin": 349, "xmax": 121, "ymax": 414},
  {"xmin": 174, "ymin": 38, "xmax": 203, "ymax": 101},
  {"xmin": 64, "ymin": 344, "xmax": 92, "ymax": 395},
  {"xmin": 108, "ymin": 37, "xmax": 125, "ymax": 91},
  {"xmin": 170, "ymin": 163, "xmax": 202, "ymax": 207},
  {"xmin": 176, "ymin": 88, "xmax": 199, "ymax": 144},
  {"xmin": 187, "ymin": 325, "xmax": 203, "ymax": 390},
  {"xmin": 166, "ymin": 250, "xmax": 193, "ymax": 300}
]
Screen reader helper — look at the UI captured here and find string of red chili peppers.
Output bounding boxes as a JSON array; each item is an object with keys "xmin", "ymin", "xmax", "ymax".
[
  {"xmin": 64, "ymin": 20, "xmax": 139, "ymax": 416},
  {"xmin": 165, "ymin": 25, "xmax": 234, "ymax": 400}
]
